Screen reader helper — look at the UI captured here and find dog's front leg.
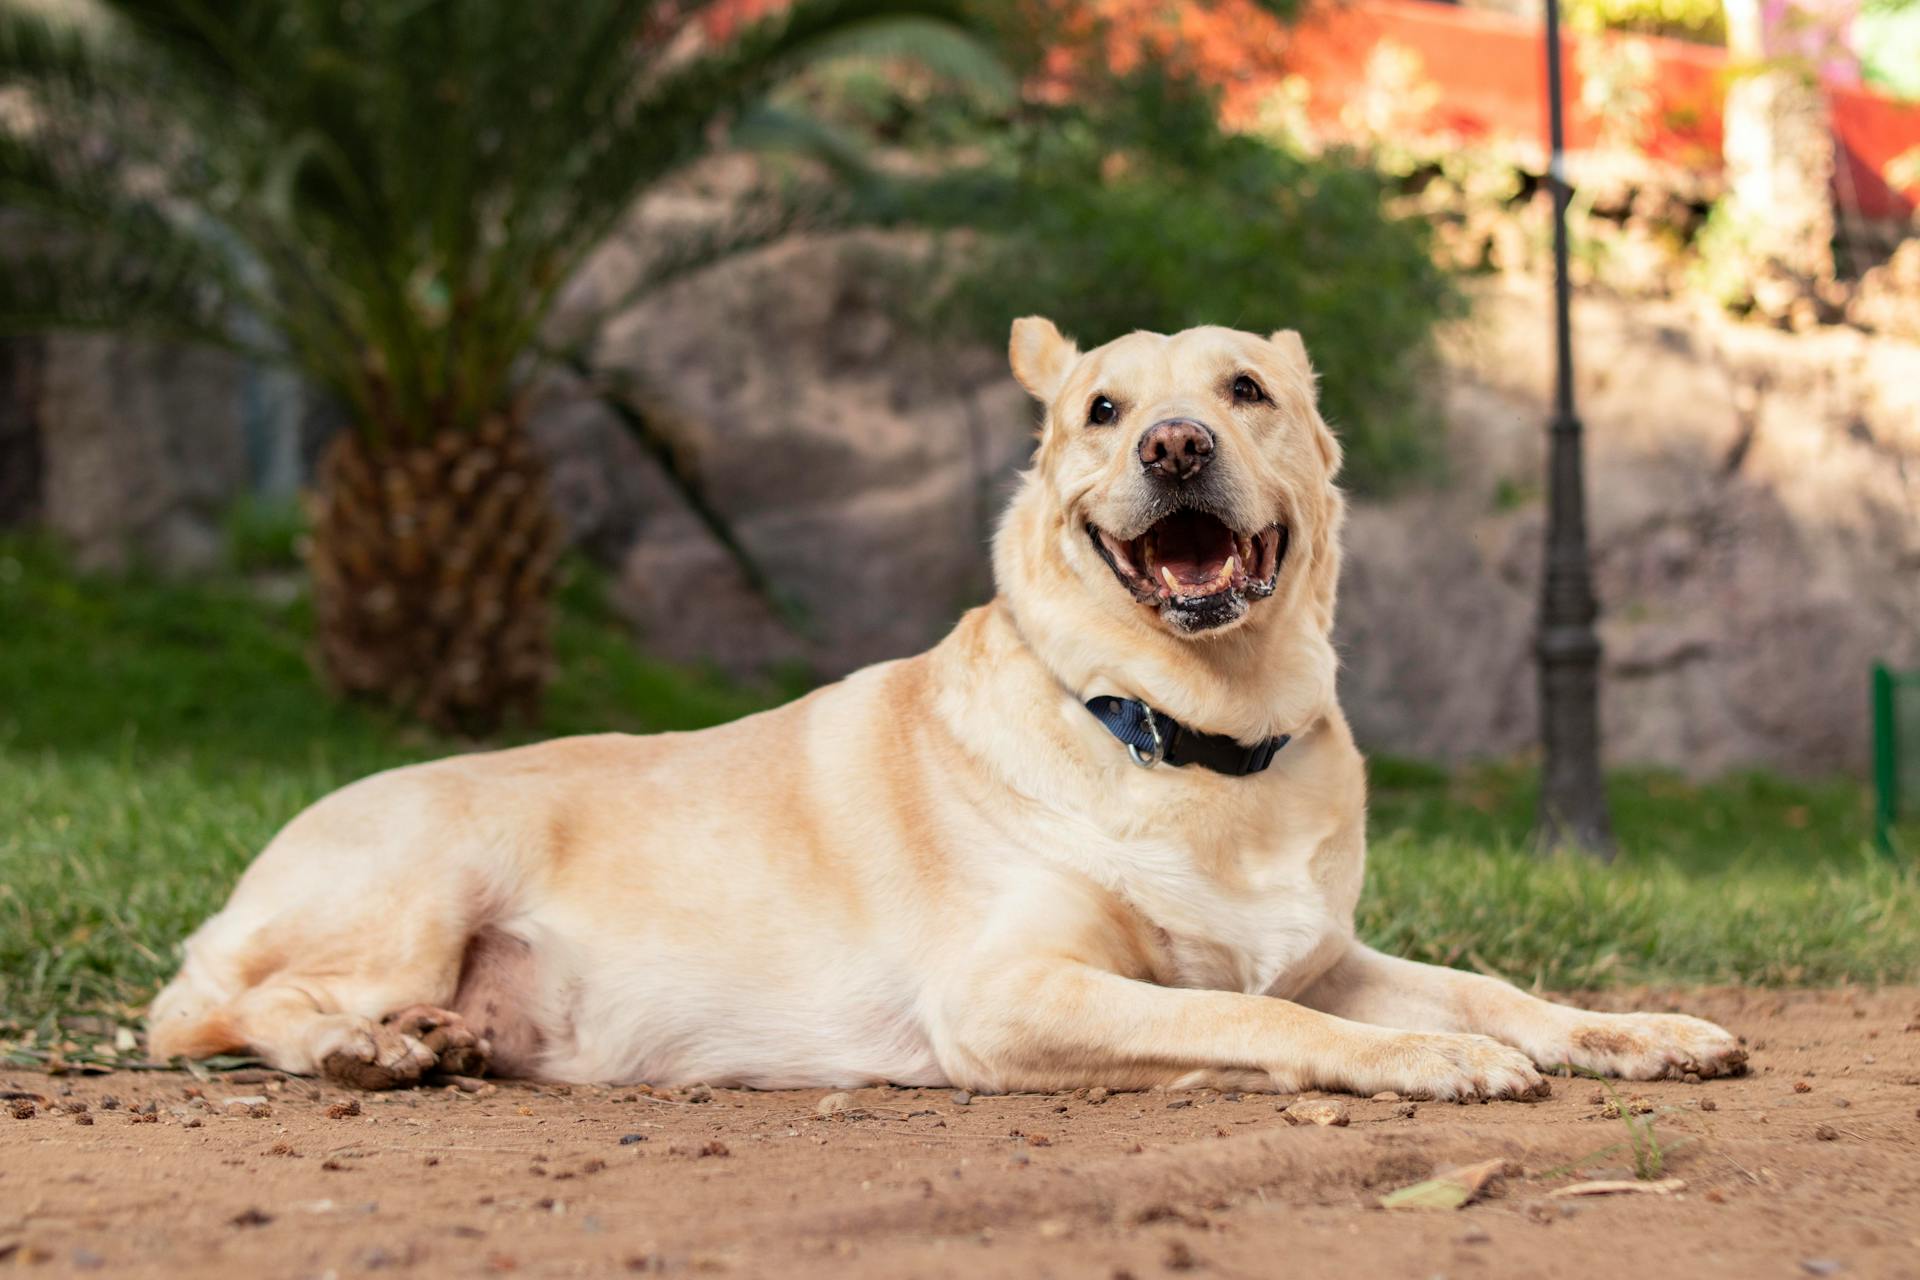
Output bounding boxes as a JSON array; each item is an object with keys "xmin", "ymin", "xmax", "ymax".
[
  {"xmin": 932, "ymin": 955, "xmax": 1550, "ymax": 1101},
  {"xmin": 1297, "ymin": 943, "xmax": 1746, "ymax": 1081}
]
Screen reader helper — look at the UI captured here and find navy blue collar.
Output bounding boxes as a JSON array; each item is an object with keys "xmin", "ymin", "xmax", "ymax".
[{"xmin": 1084, "ymin": 695, "xmax": 1289, "ymax": 776}]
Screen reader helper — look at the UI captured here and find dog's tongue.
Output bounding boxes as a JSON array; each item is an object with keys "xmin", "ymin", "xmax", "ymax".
[{"xmin": 1148, "ymin": 510, "xmax": 1236, "ymax": 589}]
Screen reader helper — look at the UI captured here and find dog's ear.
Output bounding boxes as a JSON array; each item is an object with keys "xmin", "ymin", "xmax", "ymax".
[
  {"xmin": 1009, "ymin": 316, "xmax": 1079, "ymax": 403},
  {"xmin": 1268, "ymin": 328, "xmax": 1311, "ymax": 374},
  {"xmin": 1270, "ymin": 328, "xmax": 1342, "ymax": 479}
]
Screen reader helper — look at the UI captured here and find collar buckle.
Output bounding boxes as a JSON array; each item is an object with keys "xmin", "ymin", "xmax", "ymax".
[{"xmin": 1125, "ymin": 704, "xmax": 1165, "ymax": 769}]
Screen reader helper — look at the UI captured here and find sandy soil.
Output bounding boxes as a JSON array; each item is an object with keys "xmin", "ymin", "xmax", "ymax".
[{"xmin": 4, "ymin": 987, "xmax": 1918, "ymax": 1279}]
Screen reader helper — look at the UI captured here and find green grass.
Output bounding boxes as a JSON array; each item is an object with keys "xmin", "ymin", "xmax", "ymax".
[
  {"xmin": 1362, "ymin": 757, "xmax": 1918, "ymax": 987},
  {"xmin": 1, "ymin": 534, "xmax": 1914, "ymax": 1047}
]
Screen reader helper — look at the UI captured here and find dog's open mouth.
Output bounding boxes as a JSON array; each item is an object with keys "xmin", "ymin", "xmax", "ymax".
[{"xmin": 1089, "ymin": 510, "xmax": 1286, "ymax": 622}]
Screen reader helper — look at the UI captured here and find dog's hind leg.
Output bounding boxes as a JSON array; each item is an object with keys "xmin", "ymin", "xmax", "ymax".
[
  {"xmin": 147, "ymin": 769, "xmax": 507, "ymax": 1087},
  {"xmin": 150, "ymin": 931, "xmax": 491, "ymax": 1087}
]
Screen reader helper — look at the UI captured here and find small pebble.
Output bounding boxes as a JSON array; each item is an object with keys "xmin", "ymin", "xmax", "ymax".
[
  {"xmin": 1812, "ymin": 1124, "xmax": 1839, "ymax": 1141},
  {"xmin": 1799, "ymin": 1261, "xmax": 1843, "ymax": 1277},
  {"xmin": 1699, "ymin": 1099, "xmax": 1718, "ymax": 1112},
  {"xmin": 815, "ymin": 1092, "xmax": 854, "ymax": 1117},
  {"xmin": 950, "ymin": 1090, "xmax": 972, "ymax": 1106},
  {"xmin": 1371, "ymin": 1092, "xmax": 1400, "ymax": 1102},
  {"xmin": 619, "ymin": 1133, "xmax": 647, "ymax": 1145},
  {"xmin": 1086, "ymin": 1087, "xmax": 1109, "ymax": 1105},
  {"xmin": 1166, "ymin": 1099, "xmax": 1193, "ymax": 1110},
  {"xmin": 684, "ymin": 1084, "xmax": 712, "ymax": 1104}
]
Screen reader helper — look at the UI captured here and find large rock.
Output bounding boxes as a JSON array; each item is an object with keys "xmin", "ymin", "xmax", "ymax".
[
  {"xmin": 36, "ymin": 335, "xmax": 250, "ymax": 571},
  {"xmin": 576, "ymin": 233, "xmax": 1033, "ymax": 676},
  {"xmin": 1340, "ymin": 281, "xmax": 1920, "ymax": 775}
]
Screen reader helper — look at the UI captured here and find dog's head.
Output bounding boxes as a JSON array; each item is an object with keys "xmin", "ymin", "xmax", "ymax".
[{"xmin": 998, "ymin": 317, "xmax": 1345, "ymax": 649}]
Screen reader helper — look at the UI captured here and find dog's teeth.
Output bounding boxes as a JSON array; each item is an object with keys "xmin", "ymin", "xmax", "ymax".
[
  {"xmin": 1224, "ymin": 554, "xmax": 1239, "ymax": 584},
  {"xmin": 1161, "ymin": 566, "xmax": 1180, "ymax": 595}
]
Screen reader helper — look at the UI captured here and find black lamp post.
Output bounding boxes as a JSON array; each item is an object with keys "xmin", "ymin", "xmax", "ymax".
[{"xmin": 1535, "ymin": 0, "xmax": 1614, "ymax": 858}]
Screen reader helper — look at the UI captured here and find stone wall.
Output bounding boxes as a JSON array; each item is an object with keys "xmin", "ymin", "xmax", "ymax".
[
  {"xmin": 1342, "ymin": 281, "xmax": 1920, "ymax": 775},
  {"xmin": 35, "ymin": 336, "xmax": 251, "ymax": 572}
]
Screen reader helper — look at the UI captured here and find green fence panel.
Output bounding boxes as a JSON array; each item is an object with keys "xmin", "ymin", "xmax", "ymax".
[{"xmin": 1874, "ymin": 663, "xmax": 1920, "ymax": 858}]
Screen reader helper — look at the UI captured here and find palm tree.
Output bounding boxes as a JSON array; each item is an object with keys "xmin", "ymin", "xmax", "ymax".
[{"xmin": 0, "ymin": 0, "xmax": 996, "ymax": 732}]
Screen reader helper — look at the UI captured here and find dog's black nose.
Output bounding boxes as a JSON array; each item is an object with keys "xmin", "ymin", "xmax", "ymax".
[{"xmin": 1138, "ymin": 419, "xmax": 1215, "ymax": 482}]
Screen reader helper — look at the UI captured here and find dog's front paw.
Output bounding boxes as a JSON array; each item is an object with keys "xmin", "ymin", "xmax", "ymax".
[
  {"xmin": 1552, "ymin": 1012, "xmax": 1746, "ymax": 1081},
  {"xmin": 1357, "ymin": 1031, "xmax": 1552, "ymax": 1102}
]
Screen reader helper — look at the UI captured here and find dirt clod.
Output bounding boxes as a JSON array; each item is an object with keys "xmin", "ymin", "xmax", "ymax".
[
  {"xmin": 1282, "ymin": 1099, "xmax": 1351, "ymax": 1127},
  {"xmin": 815, "ymin": 1092, "xmax": 854, "ymax": 1117},
  {"xmin": 326, "ymin": 1099, "xmax": 362, "ymax": 1119}
]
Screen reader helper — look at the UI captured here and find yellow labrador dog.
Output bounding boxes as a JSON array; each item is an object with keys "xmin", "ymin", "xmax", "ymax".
[{"xmin": 150, "ymin": 319, "xmax": 1746, "ymax": 1097}]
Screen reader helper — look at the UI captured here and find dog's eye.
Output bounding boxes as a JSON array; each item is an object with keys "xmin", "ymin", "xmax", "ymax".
[
  {"xmin": 1088, "ymin": 395, "xmax": 1118, "ymax": 426},
  {"xmin": 1231, "ymin": 375, "xmax": 1266, "ymax": 404}
]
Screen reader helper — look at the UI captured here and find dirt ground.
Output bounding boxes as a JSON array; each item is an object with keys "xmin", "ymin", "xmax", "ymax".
[{"xmin": 4, "ymin": 987, "xmax": 1918, "ymax": 1280}]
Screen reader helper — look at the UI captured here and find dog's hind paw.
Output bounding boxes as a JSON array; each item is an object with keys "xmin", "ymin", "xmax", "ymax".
[
  {"xmin": 320, "ymin": 1006, "xmax": 491, "ymax": 1090},
  {"xmin": 382, "ymin": 1005, "xmax": 492, "ymax": 1079},
  {"xmin": 320, "ymin": 1022, "xmax": 439, "ymax": 1090}
]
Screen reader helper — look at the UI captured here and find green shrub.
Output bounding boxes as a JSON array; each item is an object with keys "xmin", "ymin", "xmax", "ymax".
[{"xmin": 1564, "ymin": 0, "xmax": 1727, "ymax": 43}]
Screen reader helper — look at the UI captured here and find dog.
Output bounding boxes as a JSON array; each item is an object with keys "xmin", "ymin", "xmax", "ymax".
[{"xmin": 149, "ymin": 319, "xmax": 1746, "ymax": 1097}]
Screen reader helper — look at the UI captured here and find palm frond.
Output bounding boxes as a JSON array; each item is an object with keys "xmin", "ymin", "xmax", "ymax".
[
  {"xmin": 1, "ymin": 0, "xmax": 1013, "ymax": 443},
  {"xmin": 788, "ymin": 15, "xmax": 1016, "ymax": 105}
]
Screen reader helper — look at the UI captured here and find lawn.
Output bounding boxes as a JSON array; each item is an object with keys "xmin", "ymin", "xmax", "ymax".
[{"xmin": 2, "ymin": 533, "xmax": 1915, "ymax": 1053}]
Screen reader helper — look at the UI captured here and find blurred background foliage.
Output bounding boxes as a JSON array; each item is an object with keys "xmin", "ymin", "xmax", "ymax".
[
  {"xmin": 1563, "ymin": 0, "xmax": 1727, "ymax": 43},
  {"xmin": 848, "ymin": 63, "xmax": 1462, "ymax": 490}
]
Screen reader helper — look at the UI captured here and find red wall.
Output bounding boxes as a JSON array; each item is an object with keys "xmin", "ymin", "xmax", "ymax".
[{"xmin": 1264, "ymin": 0, "xmax": 1917, "ymax": 219}]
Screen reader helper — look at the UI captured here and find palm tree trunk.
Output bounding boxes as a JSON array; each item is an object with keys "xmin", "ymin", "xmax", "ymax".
[{"xmin": 306, "ymin": 418, "xmax": 563, "ymax": 735}]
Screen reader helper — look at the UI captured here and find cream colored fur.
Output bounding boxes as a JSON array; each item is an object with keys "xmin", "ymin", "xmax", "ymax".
[{"xmin": 148, "ymin": 320, "xmax": 1745, "ymax": 1097}]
